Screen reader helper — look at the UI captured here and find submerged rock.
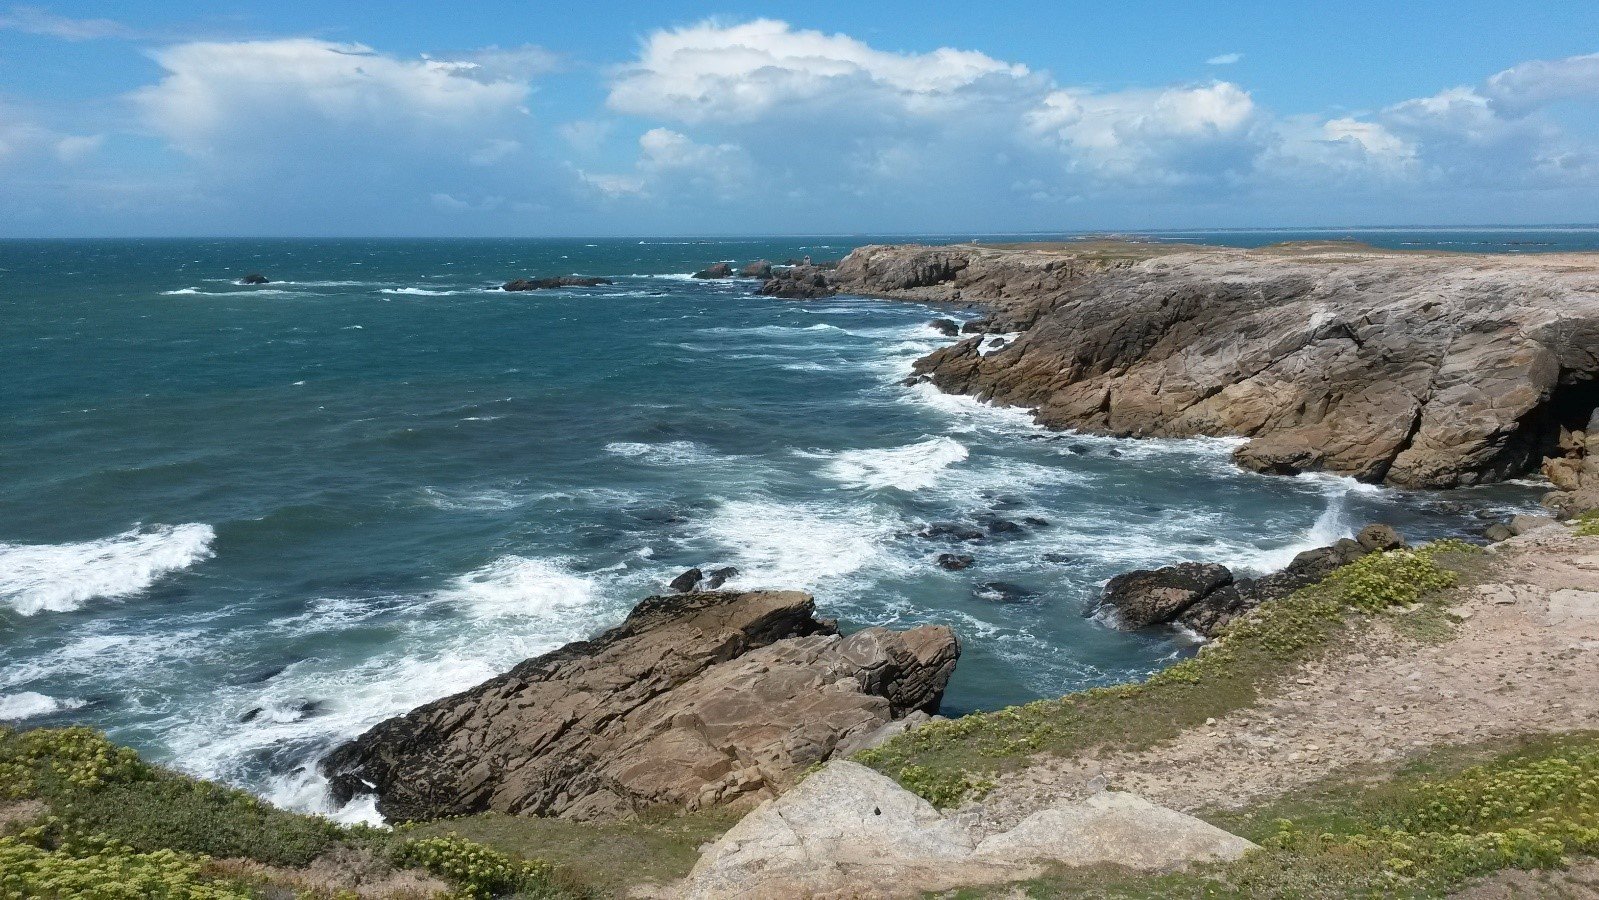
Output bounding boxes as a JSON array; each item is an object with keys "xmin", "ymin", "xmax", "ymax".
[
  {"xmin": 239, "ymin": 273, "xmax": 270, "ymax": 285},
  {"xmin": 502, "ymin": 276, "xmax": 611, "ymax": 291},
  {"xmin": 936, "ymin": 553, "xmax": 974, "ymax": 571},
  {"xmin": 320, "ymin": 590, "xmax": 958, "ymax": 821}
]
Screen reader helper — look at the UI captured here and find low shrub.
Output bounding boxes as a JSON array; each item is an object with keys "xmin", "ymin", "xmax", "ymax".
[{"xmin": 391, "ymin": 835, "xmax": 565, "ymax": 899}]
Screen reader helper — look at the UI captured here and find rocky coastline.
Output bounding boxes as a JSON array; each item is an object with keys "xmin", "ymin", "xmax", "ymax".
[{"xmin": 762, "ymin": 241, "xmax": 1599, "ymax": 511}]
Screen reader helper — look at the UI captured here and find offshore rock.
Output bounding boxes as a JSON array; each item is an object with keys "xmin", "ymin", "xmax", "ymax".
[
  {"xmin": 828, "ymin": 241, "xmax": 1599, "ymax": 487},
  {"xmin": 738, "ymin": 260, "xmax": 773, "ymax": 278},
  {"xmin": 502, "ymin": 276, "xmax": 611, "ymax": 291},
  {"xmin": 692, "ymin": 262, "xmax": 733, "ymax": 279},
  {"xmin": 760, "ymin": 264, "xmax": 836, "ymax": 299},
  {"xmin": 239, "ymin": 273, "xmax": 270, "ymax": 284},
  {"xmin": 320, "ymin": 591, "xmax": 958, "ymax": 822}
]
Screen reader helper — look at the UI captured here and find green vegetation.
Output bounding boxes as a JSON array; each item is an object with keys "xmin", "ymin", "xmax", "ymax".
[
  {"xmin": 402, "ymin": 807, "xmax": 740, "ymax": 896},
  {"xmin": 1574, "ymin": 510, "xmax": 1599, "ymax": 537},
  {"xmin": 0, "ymin": 725, "xmax": 586, "ymax": 898},
  {"xmin": 949, "ymin": 732, "xmax": 1599, "ymax": 898},
  {"xmin": 860, "ymin": 540, "xmax": 1480, "ymax": 808}
]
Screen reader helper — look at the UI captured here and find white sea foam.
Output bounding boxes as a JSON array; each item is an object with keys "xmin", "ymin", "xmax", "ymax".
[
  {"xmin": 437, "ymin": 555, "xmax": 597, "ymax": 619},
  {"xmin": 603, "ymin": 440, "xmax": 717, "ymax": 465},
  {"xmin": 695, "ymin": 498, "xmax": 906, "ymax": 591},
  {"xmin": 418, "ymin": 486, "xmax": 528, "ymax": 511},
  {"xmin": 380, "ymin": 287, "xmax": 473, "ymax": 296},
  {"xmin": 0, "ymin": 524, "xmax": 215, "ymax": 615},
  {"xmin": 811, "ymin": 436, "xmax": 970, "ymax": 491},
  {"xmin": 0, "ymin": 692, "xmax": 86, "ymax": 721}
]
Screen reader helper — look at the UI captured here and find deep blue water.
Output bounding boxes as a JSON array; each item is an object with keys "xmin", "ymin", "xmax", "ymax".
[{"xmin": 1, "ymin": 230, "xmax": 1582, "ymax": 819}]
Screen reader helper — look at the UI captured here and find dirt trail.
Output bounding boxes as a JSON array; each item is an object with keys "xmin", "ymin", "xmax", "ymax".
[{"xmin": 978, "ymin": 526, "xmax": 1599, "ymax": 828}]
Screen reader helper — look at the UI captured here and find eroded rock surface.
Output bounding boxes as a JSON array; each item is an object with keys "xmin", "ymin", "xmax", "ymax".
[
  {"xmin": 681, "ymin": 761, "xmax": 1254, "ymax": 899},
  {"xmin": 320, "ymin": 591, "xmax": 958, "ymax": 822},
  {"xmin": 819, "ymin": 242, "xmax": 1599, "ymax": 488}
]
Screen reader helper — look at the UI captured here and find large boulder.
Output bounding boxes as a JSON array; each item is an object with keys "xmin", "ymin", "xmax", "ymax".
[
  {"xmin": 692, "ymin": 262, "xmax": 733, "ymax": 279},
  {"xmin": 1093, "ymin": 526, "xmax": 1407, "ymax": 636},
  {"xmin": 1098, "ymin": 563, "xmax": 1233, "ymax": 628},
  {"xmin": 738, "ymin": 260, "xmax": 773, "ymax": 278},
  {"xmin": 682, "ymin": 761, "xmax": 1255, "ymax": 898},
  {"xmin": 320, "ymin": 591, "xmax": 958, "ymax": 822}
]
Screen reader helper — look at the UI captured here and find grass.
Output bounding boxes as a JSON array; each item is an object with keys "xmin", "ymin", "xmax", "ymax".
[
  {"xmin": 942, "ymin": 732, "xmax": 1599, "ymax": 899},
  {"xmin": 858, "ymin": 540, "xmax": 1483, "ymax": 808},
  {"xmin": 403, "ymin": 807, "xmax": 742, "ymax": 896}
]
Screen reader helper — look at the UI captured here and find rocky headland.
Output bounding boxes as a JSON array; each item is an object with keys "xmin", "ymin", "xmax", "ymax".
[
  {"xmin": 320, "ymin": 590, "xmax": 958, "ymax": 822},
  {"xmin": 769, "ymin": 241, "xmax": 1599, "ymax": 511}
]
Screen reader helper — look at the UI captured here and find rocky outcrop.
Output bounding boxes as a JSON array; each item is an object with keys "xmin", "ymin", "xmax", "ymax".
[
  {"xmin": 738, "ymin": 260, "xmax": 772, "ymax": 278},
  {"xmin": 681, "ymin": 761, "xmax": 1255, "ymax": 898},
  {"xmin": 692, "ymin": 262, "xmax": 733, "ymax": 279},
  {"xmin": 1096, "ymin": 524, "xmax": 1407, "ymax": 636},
  {"xmin": 502, "ymin": 276, "xmax": 611, "ymax": 291},
  {"xmin": 320, "ymin": 591, "xmax": 958, "ymax": 822},
  {"xmin": 759, "ymin": 264, "xmax": 835, "ymax": 299},
  {"xmin": 815, "ymin": 242, "xmax": 1599, "ymax": 488}
]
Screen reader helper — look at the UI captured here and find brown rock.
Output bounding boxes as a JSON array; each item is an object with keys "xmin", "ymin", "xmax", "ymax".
[
  {"xmin": 1098, "ymin": 563, "xmax": 1233, "ymax": 629},
  {"xmin": 836, "ymin": 242, "xmax": 1599, "ymax": 487},
  {"xmin": 320, "ymin": 590, "xmax": 958, "ymax": 822}
]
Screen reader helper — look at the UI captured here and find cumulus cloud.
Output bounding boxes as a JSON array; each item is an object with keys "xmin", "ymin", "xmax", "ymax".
[
  {"xmin": 132, "ymin": 39, "xmax": 534, "ymax": 159},
  {"xmin": 1026, "ymin": 82, "xmax": 1256, "ymax": 181},
  {"xmin": 580, "ymin": 127, "xmax": 752, "ymax": 199},
  {"xmin": 607, "ymin": 18, "xmax": 1036, "ymax": 123},
  {"xmin": 1482, "ymin": 52, "xmax": 1599, "ymax": 116},
  {"xmin": 0, "ymin": 104, "xmax": 103, "ymax": 165}
]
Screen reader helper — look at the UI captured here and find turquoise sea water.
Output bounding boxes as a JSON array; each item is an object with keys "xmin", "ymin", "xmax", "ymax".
[{"xmin": 1, "ymin": 229, "xmax": 1585, "ymax": 819}]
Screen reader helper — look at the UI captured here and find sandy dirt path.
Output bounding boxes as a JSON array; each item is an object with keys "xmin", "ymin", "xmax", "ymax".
[{"xmin": 978, "ymin": 526, "xmax": 1599, "ymax": 829}]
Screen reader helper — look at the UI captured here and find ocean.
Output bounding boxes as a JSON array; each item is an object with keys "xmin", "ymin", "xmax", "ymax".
[{"xmin": 2, "ymin": 228, "xmax": 1587, "ymax": 820}]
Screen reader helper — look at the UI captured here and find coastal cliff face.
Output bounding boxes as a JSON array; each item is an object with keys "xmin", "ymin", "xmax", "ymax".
[
  {"xmin": 824, "ymin": 242, "xmax": 1599, "ymax": 489},
  {"xmin": 320, "ymin": 590, "xmax": 958, "ymax": 822}
]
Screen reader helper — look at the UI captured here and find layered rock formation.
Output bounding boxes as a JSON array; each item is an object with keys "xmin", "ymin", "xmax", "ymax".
[
  {"xmin": 801, "ymin": 241, "xmax": 1599, "ymax": 490},
  {"xmin": 320, "ymin": 590, "xmax": 958, "ymax": 822},
  {"xmin": 1096, "ymin": 524, "xmax": 1407, "ymax": 636}
]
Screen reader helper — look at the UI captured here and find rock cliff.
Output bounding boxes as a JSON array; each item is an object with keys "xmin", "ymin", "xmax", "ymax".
[
  {"xmin": 320, "ymin": 590, "xmax": 958, "ymax": 822},
  {"xmin": 808, "ymin": 242, "xmax": 1599, "ymax": 491}
]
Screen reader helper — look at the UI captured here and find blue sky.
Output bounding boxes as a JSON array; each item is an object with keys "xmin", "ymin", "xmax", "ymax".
[{"xmin": 2, "ymin": 1, "xmax": 1597, "ymax": 236}]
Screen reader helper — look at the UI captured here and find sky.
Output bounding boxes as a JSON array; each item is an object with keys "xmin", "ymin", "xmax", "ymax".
[{"xmin": 1, "ymin": 1, "xmax": 1597, "ymax": 236}]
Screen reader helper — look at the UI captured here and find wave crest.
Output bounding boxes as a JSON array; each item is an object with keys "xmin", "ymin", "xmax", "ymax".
[{"xmin": 0, "ymin": 523, "xmax": 215, "ymax": 615}]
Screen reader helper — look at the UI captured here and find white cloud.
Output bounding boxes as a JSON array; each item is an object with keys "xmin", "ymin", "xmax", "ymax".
[
  {"xmin": 1482, "ymin": 52, "xmax": 1599, "ymax": 116},
  {"xmin": 607, "ymin": 18, "xmax": 1035, "ymax": 123},
  {"xmin": 0, "ymin": 5, "xmax": 134, "ymax": 40},
  {"xmin": 132, "ymin": 39, "xmax": 535, "ymax": 159},
  {"xmin": 580, "ymin": 127, "xmax": 752, "ymax": 199},
  {"xmin": 1026, "ymin": 82, "xmax": 1256, "ymax": 179},
  {"xmin": 1206, "ymin": 53, "xmax": 1243, "ymax": 66},
  {"xmin": 0, "ymin": 104, "xmax": 102, "ymax": 165}
]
